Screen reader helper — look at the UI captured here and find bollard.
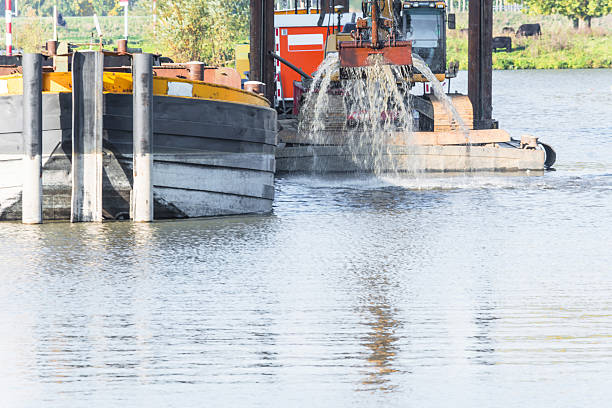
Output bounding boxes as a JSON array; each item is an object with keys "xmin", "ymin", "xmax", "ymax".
[
  {"xmin": 71, "ymin": 51, "xmax": 104, "ymax": 222},
  {"xmin": 21, "ymin": 53, "xmax": 43, "ymax": 224},
  {"xmin": 117, "ymin": 39, "xmax": 128, "ymax": 54},
  {"xmin": 131, "ymin": 53, "xmax": 154, "ymax": 222},
  {"xmin": 244, "ymin": 81, "xmax": 266, "ymax": 96},
  {"xmin": 46, "ymin": 40, "xmax": 58, "ymax": 56},
  {"xmin": 186, "ymin": 61, "xmax": 204, "ymax": 81}
]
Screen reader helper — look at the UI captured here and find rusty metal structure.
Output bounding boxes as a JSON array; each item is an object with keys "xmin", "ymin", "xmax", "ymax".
[
  {"xmin": 338, "ymin": 0, "xmax": 412, "ymax": 68},
  {"xmin": 0, "ymin": 39, "xmax": 244, "ymax": 90}
]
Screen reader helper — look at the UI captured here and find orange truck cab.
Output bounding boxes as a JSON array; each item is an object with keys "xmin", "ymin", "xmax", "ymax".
[{"xmin": 273, "ymin": 1, "xmax": 355, "ymax": 108}]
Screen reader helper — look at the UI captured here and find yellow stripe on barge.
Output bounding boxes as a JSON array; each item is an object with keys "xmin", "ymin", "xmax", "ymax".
[{"xmin": 0, "ymin": 72, "xmax": 269, "ymax": 107}]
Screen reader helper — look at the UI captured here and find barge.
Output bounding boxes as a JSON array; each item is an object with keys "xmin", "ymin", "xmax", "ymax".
[
  {"xmin": 0, "ymin": 55, "xmax": 277, "ymax": 221},
  {"xmin": 264, "ymin": 1, "xmax": 556, "ymax": 174}
]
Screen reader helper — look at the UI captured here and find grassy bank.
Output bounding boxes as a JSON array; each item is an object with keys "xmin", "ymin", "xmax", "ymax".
[
  {"xmin": 447, "ymin": 12, "xmax": 612, "ymax": 69},
  {"xmin": 2, "ymin": 12, "xmax": 611, "ymax": 69}
]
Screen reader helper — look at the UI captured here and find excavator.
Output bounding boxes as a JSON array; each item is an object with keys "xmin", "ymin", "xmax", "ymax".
[
  {"xmin": 273, "ymin": 0, "xmax": 466, "ymax": 133},
  {"xmin": 270, "ymin": 0, "xmax": 556, "ymax": 172}
]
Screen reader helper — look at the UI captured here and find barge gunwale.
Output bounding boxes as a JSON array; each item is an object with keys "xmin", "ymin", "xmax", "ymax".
[
  {"xmin": 0, "ymin": 89, "xmax": 277, "ymax": 221},
  {"xmin": 0, "ymin": 72, "xmax": 271, "ymax": 107}
]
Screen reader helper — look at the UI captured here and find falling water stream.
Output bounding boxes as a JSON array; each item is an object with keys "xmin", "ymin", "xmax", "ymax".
[
  {"xmin": 412, "ymin": 54, "xmax": 470, "ymax": 140},
  {"xmin": 342, "ymin": 56, "xmax": 413, "ymax": 173},
  {"xmin": 299, "ymin": 52, "xmax": 471, "ymax": 174}
]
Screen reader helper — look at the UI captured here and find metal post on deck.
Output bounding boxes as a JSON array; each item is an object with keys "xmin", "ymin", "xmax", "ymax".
[
  {"xmin": 53, "ymin": 5, "xmax": 57, "ymax": 41},
  {"xmin": 131, "ymin": 53, "xmax": 154, "ymax": 222},
  {"xmin": 21, "ymin": 53, "xmax": 43, "ymax": 224},
  {"xmin": 123, "ymin": 2, "xmax": 129, "ymax": 40},
  {"xmin": 468, "ymin": 0, "xmax": 495, "ymax": 129},
  {"xmin": 71, "ymin": 51, "xmax": 104, "ymax": 222}
]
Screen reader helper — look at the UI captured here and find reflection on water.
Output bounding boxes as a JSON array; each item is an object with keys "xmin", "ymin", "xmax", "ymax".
[
  {"xmin": 1, "ymin": 70, "xmax": 611, "ymax": 407},
  {"xmin": 361, "ymin": 302, "xmax": 400, "ymax": 390},
  {"xmin": 469, "ymin": 275, "xmax": 497, "ymax": 367}
]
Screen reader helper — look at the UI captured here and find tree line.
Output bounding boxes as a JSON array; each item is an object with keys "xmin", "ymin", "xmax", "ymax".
[
  {"xmin": 3, "ymin": 0, "xmax": 609, "ymax": 64},
  {"xmin": 5, "ymin": 0, "xmax": 125, "ymax": 16},
  {"xmin": 514, "ymin": 0, "xmax": 611, "ymax": 28}
]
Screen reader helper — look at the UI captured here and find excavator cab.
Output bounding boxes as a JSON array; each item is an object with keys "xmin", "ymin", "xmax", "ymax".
[{"xmin": 398, "ymin": 1, "xmax": 453, "ymax": 78}]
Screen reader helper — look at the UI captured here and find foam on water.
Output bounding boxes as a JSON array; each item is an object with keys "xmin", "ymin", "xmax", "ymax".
[{"xmin": 279, "ymin": 172, "xmax": 545, "ymax": 192}]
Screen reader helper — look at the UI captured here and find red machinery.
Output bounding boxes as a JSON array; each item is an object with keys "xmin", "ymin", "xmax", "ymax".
[
  {"xmin": 338, "ymin": 0, "xmax": 412, "ymax": 68},
  {"xmin": 273, "ymin": 6, "xmax": 352, "ymax": 105},
  {"xmin": 273, "ymin": 1, "xmax": 412, "ymax": 107}
]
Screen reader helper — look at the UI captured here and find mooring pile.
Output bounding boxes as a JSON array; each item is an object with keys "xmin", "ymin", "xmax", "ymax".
[{"xmin": 19, "ymin": 51, "xmax": 155, "ymax": 224}]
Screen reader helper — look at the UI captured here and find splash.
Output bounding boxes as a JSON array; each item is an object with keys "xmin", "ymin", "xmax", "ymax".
[
  {"xmin": 298, "ymin": 53, "xmax": 472, "ymax": 174},
  {"xmin": 342, "ymin": 55, "xmax": 414, "ymax": 174},
  {"xmin": 299, "ymin": 53, "xmax": 414, "ymax": 175}
]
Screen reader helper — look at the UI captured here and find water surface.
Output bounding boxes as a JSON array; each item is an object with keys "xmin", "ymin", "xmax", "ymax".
[{"xmin": 1, "ymin": 69, "xmax": 611, "ymax": 407}]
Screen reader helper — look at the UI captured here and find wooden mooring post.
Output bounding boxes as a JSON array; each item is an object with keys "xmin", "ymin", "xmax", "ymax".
[
  {"xmin": 249, "ymin": 0, "xmax": 275, "ymax": 103},
  {"xmin": 71, "ymin": 51, "xmax": 104, "ymax": 222},
  {"xmin": 21, "ymin": 53, "xmax": 43, "ymax": 224},
  {"xmin": 468, "ymin": 0, "xmax": 496, "ymax": 130},
  {"xmin": 131, "ymin": 53, "xmax": 154, "ymax": 222}
]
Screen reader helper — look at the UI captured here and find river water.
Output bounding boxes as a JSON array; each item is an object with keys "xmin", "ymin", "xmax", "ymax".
[{"xmin": 1, "ymin": 69, "xmax": 611, "ymax": 407}]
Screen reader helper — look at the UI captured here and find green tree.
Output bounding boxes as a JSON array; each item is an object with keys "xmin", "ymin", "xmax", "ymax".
[
  {"xmin": 515, "ymin": 0, "xmax": 612, "ymax": 28},
  {"xmin": 156, "ymin": 0, "xmax": 249, "ymax": 65},
  {"xmin": 14, "ymin": 7, "xmax": 50, "ymax": 51}
]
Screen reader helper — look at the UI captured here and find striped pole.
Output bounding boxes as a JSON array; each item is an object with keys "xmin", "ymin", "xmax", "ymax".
[{"xmin": 5, "ymin": 0, "xmax": 12, "ymax": 56}]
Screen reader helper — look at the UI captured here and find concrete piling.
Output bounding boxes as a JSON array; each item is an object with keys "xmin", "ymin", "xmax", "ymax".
[
  {"xmin": 131, "ymin": 53, "xmax": 154, "ymax": 222},
  {"xmin": 21, "ymin": 53, "xmax": 43, "ymax": 224},
  {"xmin": 71, "ymin": 51, "xmax": 104, "ymax": 222}
]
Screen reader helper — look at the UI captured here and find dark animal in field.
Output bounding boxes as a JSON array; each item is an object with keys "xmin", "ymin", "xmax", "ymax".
[
  {"xmin": 516, "ymin": 23, "xmax": 541, "ymax": 37},
  {"xmin": 501, "ymin": 26, "xmax": 514, "ymax": 34},
  {"xmin": 460, "ymin": 28, "xmax": 469, "ymax": 34},
  {"xmin": 492, "ymin": 36, "xmax": 512, "ymax": 52},
  {"xmin": 57, "ymin": 12, "xmax": 66, "ymax": 27}
]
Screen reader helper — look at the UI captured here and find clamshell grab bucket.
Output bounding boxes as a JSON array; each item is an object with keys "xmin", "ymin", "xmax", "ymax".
[{"xmin": 338, "ymin": 40, "xmax": 413, "ymax": 68}]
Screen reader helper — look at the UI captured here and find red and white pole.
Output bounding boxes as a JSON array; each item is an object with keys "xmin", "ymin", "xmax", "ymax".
[{"xmin": 5, "ymin": 0, "xmax": 12, "ymax": 56}]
